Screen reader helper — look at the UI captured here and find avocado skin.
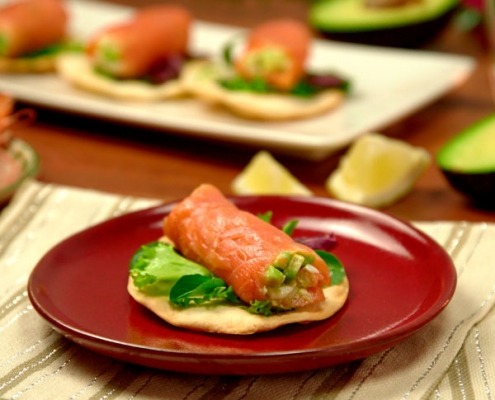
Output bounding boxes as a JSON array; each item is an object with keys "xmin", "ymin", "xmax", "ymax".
[
  {"xmin": 441, "ymin": 170, "xmax": 495, "ymax": 206},
  {"xmin": 437, "ymin": 114, "xmax": 495, "ymax": 205},
  {"xmin": 309, "ymin": 0, "xmax": 459, "ymax": 47},
  {"xmin": 316, "ymin": 10, "xmax": 456, "ymax": 47}
]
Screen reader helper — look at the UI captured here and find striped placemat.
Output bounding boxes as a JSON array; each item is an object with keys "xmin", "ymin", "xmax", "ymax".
[{"xmin": 1, "ymin": 180, "xmax": 494, "ymax": 400}]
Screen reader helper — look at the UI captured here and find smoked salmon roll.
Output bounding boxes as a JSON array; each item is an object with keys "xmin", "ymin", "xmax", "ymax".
[
  {"xmin": 163, "ymin": 184, "xmax": 331, "ymax": 310},
  {"xmin": 87, "ymin": 5, "xmax": 192, "ymax": 79},
  {"xmin": 0, "ymin": 0, "xmax": 67, "ymax": 58},
  {"xmin": 234, "ymin": 18, "xmax": 311, "ymax": 91}
]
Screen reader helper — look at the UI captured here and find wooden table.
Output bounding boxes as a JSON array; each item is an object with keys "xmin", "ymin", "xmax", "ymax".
[{"xmin": 8, "ymin": 0, "xmax": 495, "ymax": 222}]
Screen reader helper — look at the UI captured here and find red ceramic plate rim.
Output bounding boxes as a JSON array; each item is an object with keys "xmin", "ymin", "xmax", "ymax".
[{"xmin": 27, "ymin": 196, "xmax": 457, "ymax": 375}]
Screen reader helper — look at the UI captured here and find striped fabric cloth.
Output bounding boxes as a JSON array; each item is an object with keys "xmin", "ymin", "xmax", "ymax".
[{"xmin": 1, "ymin": 181, "xmax": 494, "ymax": 400}]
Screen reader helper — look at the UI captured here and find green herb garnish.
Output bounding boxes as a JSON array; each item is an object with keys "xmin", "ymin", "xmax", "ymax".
[
  {"xmin": 219, "ymin": 74, "xmax": 351, "ymax": 98},
  {"xmin": 248, "ymin": 300, "xmax": 273, "ymax": 316},
  {"xmin": 257, "ymin": 211, "xmax": 273, "ymax": 222},
  {"xmin": 281, "ymin": 219, "xmax": 298, "ymax": 236},
  {"xmin": 169, "ymin": 274, "xmax": 240, "ymax": 307},
  {"xmin": 220, "ymin": 76, "xmax": 271, "ymax": 93},
  {"xmin": 316, "ymin": 249, "xmax": 346, "ymax": 285},
  {"xmin": 22, "ymin": 40, "xmax": 83, "ymax": 58},
  {"xmin": 258, "ymin": 211, "xmax": 298, "ymax": 235},
  {"xmin": 222, "ymin": 39, "xmax": 235, "ymax": 66}
]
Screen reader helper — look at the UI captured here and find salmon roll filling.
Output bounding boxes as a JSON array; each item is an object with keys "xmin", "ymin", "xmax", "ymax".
[{"xmin": 163, "ymin": 184, "xmax": 331, "ymax": 310}]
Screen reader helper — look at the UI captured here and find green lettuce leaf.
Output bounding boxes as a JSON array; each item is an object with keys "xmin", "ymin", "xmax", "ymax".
[
  {"xmin": 129, "ymin": 241, "xmax": 210, "ymax": 295},
  {"xmin": 315, "ymin": 249, "xmax": 346, "ymax": 285},
  {"xmin": 169, "ymin": 274, "xmax": 240, "ymax": 307}
]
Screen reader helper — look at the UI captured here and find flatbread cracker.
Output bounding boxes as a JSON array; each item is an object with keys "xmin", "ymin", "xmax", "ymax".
[
  {"xmin": 180, "ymin": 60, "xmax": 345, "ymax": 121},
  {"xmin": 0, "ymin": 55, "xmax": 58, "ymax": 73},
  {"xmin": 56, "ymin": 53, "xmax": 187, "ymax": 101},
  {"xmin": 128, "ymin": 276, "xmax": 349, "ymax": 335}
]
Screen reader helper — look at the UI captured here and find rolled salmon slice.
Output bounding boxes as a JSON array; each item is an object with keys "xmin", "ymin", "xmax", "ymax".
[
  {"xmin": 0, "ymin": 94, "xmax": 14, "ymax": 119},
  {"xmin": 163, "ymin": 184, "xmax": 331, "ymax": 310},
  {"xmin": 0, "ymin": 0, "xmax": 67, "ymax": 58},
  {"xmin": 235, "ymin": 18, "xmax": 311, "ymax": 91},
  {"xmin": 87, "ymin": 5, "xmax": 192, "ymax": 79}
]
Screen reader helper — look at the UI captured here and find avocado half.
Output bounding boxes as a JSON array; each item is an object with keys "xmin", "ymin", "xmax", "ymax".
[
  {"xmin": 309, "ymin": 0, "xmax": 459, "ymax": 47},
  {"xmin": 437, "ymin": 114, "xmax": 495, "ymax": 204}
]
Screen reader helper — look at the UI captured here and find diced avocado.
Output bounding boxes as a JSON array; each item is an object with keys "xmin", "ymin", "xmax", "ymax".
[
  {"xmin": 0, "ymin": 35, "xmax": 9, "ymax": 57},
  {"xmin": 309, "ymin": 0, "xmax": 459, "ymax": 47},
  {"xmin": 243, "ymin": 47, "xmax": 290, "ymax": 77},
  {"xmin": 285, "ymin": 254, "xmax": 305, "ymax": 280},
  {"xmin": 437, "ymin": 114, "xmax": 495, "ymax": 203},
  {"xmin": 273, "ymin": 251, "xmax": 292, "ymax": 268},
  {"xmin": 97, "ymin": 40, "xmax": 121, "ymax": 63},
  {"xmin": 93, "ymin": 38, "xmax": 122, "ymax": 75},
  {"xmin": 265, "ymin": 265, "xmax": 286, "ymax": 286}
]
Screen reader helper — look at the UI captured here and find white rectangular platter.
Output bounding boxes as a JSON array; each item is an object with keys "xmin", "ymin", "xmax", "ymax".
[{"xmin": 0, "ymin": 0, "xmax": 474, "ymax": 160}]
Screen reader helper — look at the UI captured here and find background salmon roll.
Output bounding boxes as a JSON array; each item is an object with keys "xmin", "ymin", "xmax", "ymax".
[
  {"xmin": 0, "ymin": 0, "xmax": 67, "ymax": 58},
  {"xmin": 180, "ymin": 17, "xmax": 349, "ymax": 120},
  {"xmin": 87, "ymin": 4, "xmax": 191, "ymax": 79},
  {"xmin": 57, "ymin": 4, "xmax": 193, "ymax": 100},
  {"xmin": 163, "ymin": 184, "xmax": 331, "ymax": 310},
  {"xmin": 234, "ymin": 18, "xmax": 311, "ymax": 91}
]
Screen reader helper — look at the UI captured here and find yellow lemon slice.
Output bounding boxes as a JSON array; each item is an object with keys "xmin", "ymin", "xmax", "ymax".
[
  {"xmin": 326, "ymin": 133, "xmax": 430, "ymax": 208},
  {"xmin": 231, "ymin": 151, "xmax": 312, "ymax": 196}
]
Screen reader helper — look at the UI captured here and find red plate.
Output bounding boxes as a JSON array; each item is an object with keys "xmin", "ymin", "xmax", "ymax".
[{"xmin": 28, "ymin": 196, "xmax": 456, "ymax": 375}]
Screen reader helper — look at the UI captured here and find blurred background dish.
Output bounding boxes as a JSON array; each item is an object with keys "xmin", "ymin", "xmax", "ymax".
[
  {"xmin": 0, "ymin": 137, "xmax": 39, "ymax": 205},
  {"xmin": 309, "ymin": 0, "xmax": 459, "ymax": 47},
  {"xmin": 0, "ymin": 0, "xmax": 474, "ymax": 160}
]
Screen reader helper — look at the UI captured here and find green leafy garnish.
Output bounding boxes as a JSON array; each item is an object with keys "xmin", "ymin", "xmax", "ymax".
[
  {"xmin": 221, "ymin": 33, "xmax": 246, "ymax": 66},
  {"xmin": 248, "ymin": 300, "xmax": 273, "ymax": 316},
  {"xmin": 289, "ymin": 80, "xmax": 319, "ymax": 97},
  {"xmin": 219, "ymin": 74, "xmax": 350, "ymax": 98},
  {"xmin": 257, "ymin": 211, "xmax": 298, "ymax": 235},
  {"xmin": 169, "ymin": 275, "xmax": 275, "ymax": 316},
  {"xmin": 169, "ymin": 274, "xmax": 240, "ymax": 307},
  {"xmin": 220, "ymin": 76, "xmax": 272, "ymax": 93},
  {"xmin": 129, "ymin": 241, "xmax": 210, "ymax": 295},
  {"xmin": 222, "ymin": 40, "xmax": 235, "ymax": 66},
  {"xmin": 22, "ymin": 40, "xmax": 84, "ymax": 58},
  {"xmin": 281, "ymin": 219, "xmax": 298, "ymax": 236},
  {"xmin": 257, "ymin": 211, "xmax": 273, "ymax": 222},
  {"xmin": 316, "ymin": 249, "xmax": 346, "ymax": 285}
]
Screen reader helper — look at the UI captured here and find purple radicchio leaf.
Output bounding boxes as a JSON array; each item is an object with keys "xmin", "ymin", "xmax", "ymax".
[
  {"xmin": 146, "ymin": 55, "xmax": 186, "ymax": 84},
  {"xmin": 304, "ymin": 73, "xmax": 350, "ymax": 92},
  {"xmin": 295, "ymin": 233, "xmax": 337, "ymax": 251}
]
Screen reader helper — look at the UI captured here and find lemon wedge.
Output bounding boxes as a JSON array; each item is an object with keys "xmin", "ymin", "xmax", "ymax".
[
  {"xmin": 231, "ymin": 151, "xmax": 312, "ymax": 196},
  {"xmin": 326, "ymin": 133, "xmax": 430, "ymax": 208}
]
